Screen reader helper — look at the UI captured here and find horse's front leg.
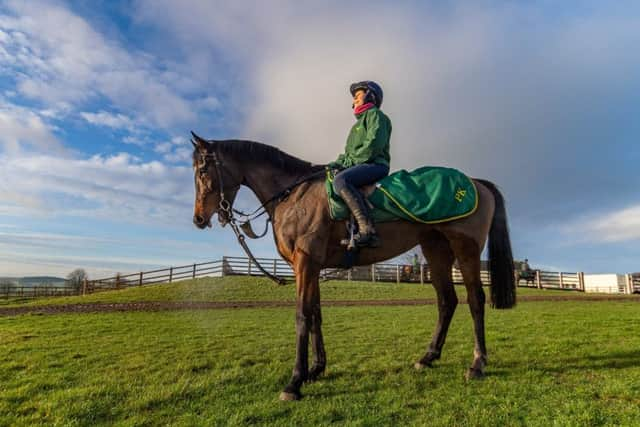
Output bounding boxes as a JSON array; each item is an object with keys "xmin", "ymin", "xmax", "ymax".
[
  {"xmin": 308, "ymin": 300, "xmax": 325, "ymax": 382},
  {"xmin": 280, "ymin": 249, "xmax": 322, "ymax": 401}
]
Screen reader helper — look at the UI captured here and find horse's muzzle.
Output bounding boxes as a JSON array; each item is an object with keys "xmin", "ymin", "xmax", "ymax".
[{"xmin": 193, "ymin": 215, "xmax": 212, "ymax": 229}]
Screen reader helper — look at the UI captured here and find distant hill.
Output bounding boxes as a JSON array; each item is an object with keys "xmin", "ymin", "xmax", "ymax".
[{"xmin": 0, "ymin": 276, "xmax": 67, "ymax": 287}]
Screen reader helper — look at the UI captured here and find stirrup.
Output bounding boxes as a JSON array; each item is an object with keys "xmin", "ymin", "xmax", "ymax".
[
  {"xmin": 340, "ymin": 217, "xmax": 358, "ymax": 250},
  {"xmin": 354, "ymin": 231, "xmax": 381, "ymax": 248}
]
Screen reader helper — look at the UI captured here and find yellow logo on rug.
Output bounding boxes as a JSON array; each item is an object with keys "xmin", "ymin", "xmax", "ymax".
[{"xmin": 455, "ymin": 189, "xmax": 467, "ymax": 202}]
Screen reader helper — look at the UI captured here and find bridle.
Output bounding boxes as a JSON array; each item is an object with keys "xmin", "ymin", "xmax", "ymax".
[
  {"xmin": 197, "ymin": 149, "xmax": 237, "ymax": 226},
  {"xmin": 196, "ymin": 146, "xmax": 325, "ymax": 284}
]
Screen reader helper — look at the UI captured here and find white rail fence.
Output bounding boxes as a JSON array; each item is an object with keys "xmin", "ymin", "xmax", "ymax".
[{"xmin": 3, "ymin": 256, "xmax": 639, "ymax": 299}]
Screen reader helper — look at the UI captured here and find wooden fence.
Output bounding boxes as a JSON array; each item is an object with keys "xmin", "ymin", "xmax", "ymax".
[
  {"xmin": 3, "ymin": 257, "xmax": 639, "ymax": 300},
  {"xmin": 86, "ymin": 260, "xmax": 224, "ymax": 293}
]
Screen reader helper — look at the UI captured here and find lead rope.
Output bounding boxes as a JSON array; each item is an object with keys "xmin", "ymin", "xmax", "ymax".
[{"xmin": 230, "ymin": 219, "xmax": 286, "ymax": 285}]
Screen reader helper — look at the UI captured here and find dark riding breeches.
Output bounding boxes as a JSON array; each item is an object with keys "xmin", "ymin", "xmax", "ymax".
[{"xmin": 332, "ymin": 163, "xmax": 389, "ymax": 194}]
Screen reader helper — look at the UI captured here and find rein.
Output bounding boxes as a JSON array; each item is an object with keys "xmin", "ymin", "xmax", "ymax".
[{"xmin": 200, "ymin": 150, "xmax": 324, "ymax": 285}]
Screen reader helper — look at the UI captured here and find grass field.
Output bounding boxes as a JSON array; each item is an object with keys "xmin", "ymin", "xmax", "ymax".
[{"xmin": 1, "ymin": 278, "xmax": 640, "ymax": 426}]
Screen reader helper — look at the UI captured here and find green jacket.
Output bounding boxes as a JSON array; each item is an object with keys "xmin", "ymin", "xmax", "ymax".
[{"xmin": 333, "ymin": 106, "xmax": 391, "ymax": 168}]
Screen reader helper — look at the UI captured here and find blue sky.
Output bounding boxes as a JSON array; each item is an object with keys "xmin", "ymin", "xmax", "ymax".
[{"xmin": 1, "ymin": 0, "xmax": 639, "ymax": 278}]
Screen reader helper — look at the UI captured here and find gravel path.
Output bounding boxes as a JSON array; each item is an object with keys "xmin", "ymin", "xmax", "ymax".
[{"xmin": 1, "ymin": 295, "xmax": 638, "ymax": 316}]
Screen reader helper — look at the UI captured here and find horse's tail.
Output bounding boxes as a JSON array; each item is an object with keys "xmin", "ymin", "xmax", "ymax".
[{"xmin": 476, "ymin": 179, "xmax": 516, "ymax": 309}]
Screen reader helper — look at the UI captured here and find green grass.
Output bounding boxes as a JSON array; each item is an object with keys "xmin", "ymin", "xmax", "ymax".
[
  {"xmin": 0, "ymin": 276, "xmax": 614, "ymax": 308},
  {"xmin": 1, "ymin": 279, "xmax": 639, "ymax": 426}
]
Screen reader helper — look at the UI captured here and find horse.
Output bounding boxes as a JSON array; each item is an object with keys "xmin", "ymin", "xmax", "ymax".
[
  {"xmin": 518, "ymin": 270, "xmax": 537, "ymax": 286},
  {"xmin": 190, "ymin": 134, "xmax": 516, "ymax": 401}
]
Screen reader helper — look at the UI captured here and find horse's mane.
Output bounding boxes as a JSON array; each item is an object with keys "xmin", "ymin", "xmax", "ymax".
[{"xmin": 213, "ymin": 140, "xmax": 325, "ymax": 175}]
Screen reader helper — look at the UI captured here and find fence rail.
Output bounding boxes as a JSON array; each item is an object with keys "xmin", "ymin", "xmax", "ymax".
[{"xmin": 3, "ymin": 257, "xmax": 639, "ymax": 300}]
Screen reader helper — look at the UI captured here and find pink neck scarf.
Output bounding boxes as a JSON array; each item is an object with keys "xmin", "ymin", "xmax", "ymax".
[{"xmin": 354, "ymin": 102, "xmax": 375, "ymax": 116}]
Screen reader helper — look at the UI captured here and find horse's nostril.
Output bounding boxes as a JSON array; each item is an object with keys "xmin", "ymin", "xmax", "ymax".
[{"xmin": 194, "ymin": 215, "xmax": 204, "ymax": 225}]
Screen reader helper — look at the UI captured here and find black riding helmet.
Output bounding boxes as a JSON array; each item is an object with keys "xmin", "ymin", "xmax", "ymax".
[{"xmin": 349, "ymin": 81, "xmax": 383, "ymax": 108}]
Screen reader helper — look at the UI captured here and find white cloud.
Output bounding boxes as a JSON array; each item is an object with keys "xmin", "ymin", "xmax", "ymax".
[
  {"xmin": 0, "ymin": 101, "xmax": 65, "ymax": 154},
  {"xmin": 80, "ymin": 111, "xmax": 137, "ymax": 131},
  {"xmin": 0, "ymin": 0, "xmax": 195, "ymax": 129},
  {"xmin": 0, "ymin": 151, "xmax": 194, "ymax": 224},
  {"xmin": 162, "ymin": 147, "xmax": 192, "ymax": 163},
  {"xmin": 155, "ymin": 142, "xmax": 173, "ymax": 154},
  {"xmin": 153, "ymin": 136, "xmax": 191, "ymax": 163},
  {"xmin": 197, "ymin": 96, "xmax": 221, "ymax": 111},
  {"xmin": 563, "ymin": 204, "xmax": 640, "ymax": 243}
]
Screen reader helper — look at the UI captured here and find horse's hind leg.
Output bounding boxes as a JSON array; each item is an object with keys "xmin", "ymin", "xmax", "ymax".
[
  {"xmin": 415, "ymin": 232, "xmax": 457, "ymax": 369},
  {"xmin": 451, "ymin": 238, "xmax": 487, "ymax": 379}
]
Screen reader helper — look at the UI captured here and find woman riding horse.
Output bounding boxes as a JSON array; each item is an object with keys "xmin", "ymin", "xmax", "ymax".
[
  {"xmin": 328, "ymin": 81, "xmax": 391, "ymax": 248},
  {"xmin": 190, "ymin": 89, "xmax": 516, "ymax": 400}
]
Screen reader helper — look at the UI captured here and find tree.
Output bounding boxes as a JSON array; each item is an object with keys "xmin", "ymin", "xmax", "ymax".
[{"xmin": 66, "ymin": 269, "xmax": 88, "ymax": 292}]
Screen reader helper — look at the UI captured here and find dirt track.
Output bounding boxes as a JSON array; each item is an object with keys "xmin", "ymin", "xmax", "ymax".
[{"xmin": 1, "ymin": 295, "xmax": 638, "ymax": 316}]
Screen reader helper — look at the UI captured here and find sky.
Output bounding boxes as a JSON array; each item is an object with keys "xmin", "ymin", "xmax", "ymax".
[{"xmin": 0, "ymin": 0, "xmax": 639, "ymax": 278}]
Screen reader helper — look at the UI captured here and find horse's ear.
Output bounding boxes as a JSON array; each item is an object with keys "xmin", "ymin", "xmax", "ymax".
[{"xmin": 190, "ymin": 131, "xmax": 208, "ymax": 150}]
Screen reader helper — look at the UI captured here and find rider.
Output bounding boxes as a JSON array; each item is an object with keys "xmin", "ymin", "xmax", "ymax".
[{"xmin": 328, "ymin": 81, "xmax": 391, "ymax": 247}]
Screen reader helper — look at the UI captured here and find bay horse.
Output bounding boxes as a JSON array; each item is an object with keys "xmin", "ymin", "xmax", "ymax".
[{"xmin": 190, "ymin": 134, "xmax": 516, "ymax": 401}]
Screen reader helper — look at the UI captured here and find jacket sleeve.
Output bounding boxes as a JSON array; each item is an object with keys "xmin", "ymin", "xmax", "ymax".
[{"xmin": 349, "ymin": 110, "xmax": 389, "ymax": 164}]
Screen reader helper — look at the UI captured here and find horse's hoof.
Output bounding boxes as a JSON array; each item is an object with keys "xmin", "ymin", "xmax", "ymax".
[
  {"xmin": 465, "ymin": 368, "xmax": 485, "ymax": 380},
  {"xmin": 279, "ymin": 391, "xmax": 301, "ymax": 401},
  {"xmin": 414, "ymin": 362, "xmax": 431, "ymax": 370}
]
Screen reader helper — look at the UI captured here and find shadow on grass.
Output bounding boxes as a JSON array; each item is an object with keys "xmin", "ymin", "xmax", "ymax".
[
  {"xmin": 547, "ymin": 349, "xmax": 640, "ymax": 372},
  {"xmin": 496, "ymin": 349, "xmax": 640, "ymax": 375}
]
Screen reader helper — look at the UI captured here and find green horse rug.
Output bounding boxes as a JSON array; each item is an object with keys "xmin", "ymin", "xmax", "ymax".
[{"xmin": 326, "ymin": 166, "xmax": 478, "ymax": 224}]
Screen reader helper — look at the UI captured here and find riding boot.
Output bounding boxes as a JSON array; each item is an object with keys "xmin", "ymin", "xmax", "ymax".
[{"xmin": 338, "ymin": 187, "xmax": 381, "ymax": 248}]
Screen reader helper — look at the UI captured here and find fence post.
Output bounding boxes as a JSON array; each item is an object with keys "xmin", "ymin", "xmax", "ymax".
[
  {"xmin": 626, "ymin": 274, "xmax": 633, "ymax": 295},
  {"xmin": 420, "ymin": 263, "xmax": 424, "ymax": 285},
  {"xmin": 559, "ymin": 272, "xmax": 564, "ymax": 289},
  {"xmin": 169, "ymin": 267, "xmax": 173, "ymax": 283},
  {"xmin": 273, "ymin": 259, "xmax": 277, "ymax": 276},
  {"xmin": 139, "ymin": 271, "xmax": 143, "ymax": 286},
  {"xmin": 82, "ymin": 279, "xmax": 87, "ymax": 296},
  {"xmin": 248, "ymin": 258, "xmax": 252, "ymax": 275},
  {"xmin": 536, "ymin": 270, "xmax": 542, "ymax": 289},
  {"xmin": 371, "ymin": 264, "xmax": 376, "ymax": 282},
  {"xmin": 396, "ymin": 264, "xmax": 400, "ymax": 284},
  {"xmin": 193, "ymin": 263, "xmax": 197, "ymax": 279},
  {"xmin": 578, "ymin": 272, "xmax": 585, "ymax": 292}
]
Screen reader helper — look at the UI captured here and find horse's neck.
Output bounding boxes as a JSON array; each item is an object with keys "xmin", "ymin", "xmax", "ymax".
[{"xmin": 241, "ymin": 161, "xmax": 306, "ymax": 212}]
